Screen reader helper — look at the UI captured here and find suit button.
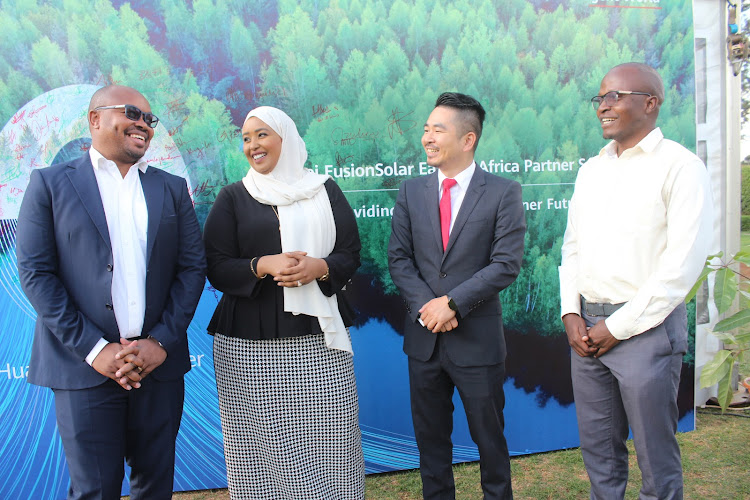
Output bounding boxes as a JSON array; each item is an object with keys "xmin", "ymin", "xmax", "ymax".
[
  {"xmin": 105, "ymin": 303, "xmax": 113, "ymax": 310},
  {"xmin": 106, "ymin": 264, "xmax": 113, "ymax": 272},
  {"xmin": 439, "ymin": 272, "xmax": 447, "ymax": 278}
]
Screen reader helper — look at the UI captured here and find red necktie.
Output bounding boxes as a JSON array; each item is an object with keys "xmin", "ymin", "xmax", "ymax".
[{"xmin": 440, "ymin": 178, "xmax": 457, "ymax": 251}]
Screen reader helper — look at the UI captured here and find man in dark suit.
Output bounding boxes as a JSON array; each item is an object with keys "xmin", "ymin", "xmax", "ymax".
[
  {"xmin": 16, "ymin": 85, "xmax": 206, "ymax": 499},
  {"xmin": 388, "ymin": 92, "xmax": 526, "ymax": 500}
]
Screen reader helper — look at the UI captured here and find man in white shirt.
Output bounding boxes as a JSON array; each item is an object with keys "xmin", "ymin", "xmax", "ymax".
[
  {"xmin": 16, "ymin": 85, "xmax": 206, "ymax": 499},
  {"xmin": 389, "ymin": 92, "xmax": 525, "ymax": 499},
  {"xmin": 559, "ymin": 63, "xmax": 712, "ymax": 500}
]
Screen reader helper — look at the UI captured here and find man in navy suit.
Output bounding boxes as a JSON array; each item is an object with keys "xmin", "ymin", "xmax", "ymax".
[
  {"xmin": 388, "ymin": 92, "xmax": 526, "ymax": 499},
  {"xmin": 16, "ymin": 85, "xmax": 206, "ymax": 499}
]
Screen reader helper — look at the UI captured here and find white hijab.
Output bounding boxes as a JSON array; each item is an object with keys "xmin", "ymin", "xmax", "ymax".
[{"xmin": 242, "ymin": 106, "xmax": 351, "ymax": 353}]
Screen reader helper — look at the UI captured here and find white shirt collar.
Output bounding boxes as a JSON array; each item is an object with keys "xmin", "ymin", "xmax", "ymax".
[
  {"xmin": 438, "ymin": 160, "xmax": 476, "ymax": 190},
  {"xmin": 599, "ymin": 127, "xmax": 664, "ymax": 158},
  {"xmin": 89, "ymin": 147, "xmax": 148, "ymax": 174}
]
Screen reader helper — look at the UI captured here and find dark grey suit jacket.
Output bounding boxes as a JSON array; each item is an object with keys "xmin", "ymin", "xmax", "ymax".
[
  {"xmin": 16, "ymin": 155, "xmax": 207, "ymax": 390},
  {"xmin": 388, "ymin": 167, "xmax": 525, "ymax": 366}
]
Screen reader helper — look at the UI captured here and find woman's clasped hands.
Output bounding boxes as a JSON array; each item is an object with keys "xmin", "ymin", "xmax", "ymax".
[{"xmin": 256, "ymin": 251, "xmax": 328, "ymax": 287}]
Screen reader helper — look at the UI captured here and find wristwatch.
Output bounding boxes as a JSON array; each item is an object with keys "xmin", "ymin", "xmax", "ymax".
[{"xmin": 447, "ymin": 296, "xmax": 458, "ymax": 312}]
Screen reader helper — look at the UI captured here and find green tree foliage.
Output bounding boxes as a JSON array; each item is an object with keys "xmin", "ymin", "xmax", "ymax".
[
  {"xmin": 742, "ymin": 165, "xmax": 750, "ymax": 215},
  {"xmin": 0, "ymin": 0, "xmax": 698, "ymax": 335},
  {"xmin": 228, "ymin": 18, "xmax": 263, "ymax": 96},
  {"xmin": 31, "ymin": 37, "xmax": 74, "ymax": 88}
]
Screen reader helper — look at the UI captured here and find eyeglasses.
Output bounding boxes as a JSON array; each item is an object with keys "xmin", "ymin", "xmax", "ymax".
[
  {"xmin": 590, "ymin": 91, "xmax": 653, "ymax": 110},
  {"xmin": 94, "ymin": 104, "xmax": 160, "ymax": 128}
]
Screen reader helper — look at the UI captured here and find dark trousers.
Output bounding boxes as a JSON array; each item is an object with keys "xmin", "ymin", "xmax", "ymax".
[
  {"xmin": 572, "ymin": 304, "xmax": 686, "ymax": 500},
  {"xmin": 408, "ymin": 335, "xmax": 512, "ymax": 500},
  {"xmin": 53, "ymin": 376, "xmax": 184, "ymax": 500}
]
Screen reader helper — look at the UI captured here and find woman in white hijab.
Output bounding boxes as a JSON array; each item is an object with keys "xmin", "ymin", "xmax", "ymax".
[{"xmin": 203, "ymin": 106, "xmax": 364, "ymax": 499}]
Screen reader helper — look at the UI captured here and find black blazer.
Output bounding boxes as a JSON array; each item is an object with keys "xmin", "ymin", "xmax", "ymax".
[
  {"xmin": 388, "ymin": 168, "xmax": 526, "ymax": 366},
  {"xmin": 203, "ymin": 179, "xmax": 361, "ymax": 339}
]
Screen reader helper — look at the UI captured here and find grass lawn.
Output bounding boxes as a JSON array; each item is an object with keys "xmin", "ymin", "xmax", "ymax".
[{"xmin": 169, "ymin": 408, "xmax": 750, "ymax": 500}]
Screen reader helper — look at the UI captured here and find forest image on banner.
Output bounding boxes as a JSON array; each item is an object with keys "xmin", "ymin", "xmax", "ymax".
[{"xmin": 0, "ymin": 0, "xmax": 696, "ymax": 497}]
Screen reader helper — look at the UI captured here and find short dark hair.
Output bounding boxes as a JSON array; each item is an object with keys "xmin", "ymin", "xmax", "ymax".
[{"xmin": 434, "ymin": 92, "xmax": 485, "ymax": 149}]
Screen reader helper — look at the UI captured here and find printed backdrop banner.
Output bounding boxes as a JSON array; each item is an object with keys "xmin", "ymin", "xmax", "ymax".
[{"xmin": 0, "ymin": 0, "xmax": 697, "ymax": 497}]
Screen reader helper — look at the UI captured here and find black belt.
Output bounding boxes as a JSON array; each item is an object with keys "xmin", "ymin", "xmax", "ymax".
[{"xmin": 580, "ymin": 296, "xmax": 625, "ymax": 317}]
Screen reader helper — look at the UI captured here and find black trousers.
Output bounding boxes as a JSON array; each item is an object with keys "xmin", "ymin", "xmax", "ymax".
[{"xmin": 408, "ymin": 335, "xmax": 512, "ymax": 500}]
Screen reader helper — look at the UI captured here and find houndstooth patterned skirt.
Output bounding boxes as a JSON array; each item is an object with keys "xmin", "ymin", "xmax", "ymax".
[{"xmin": 213, "ymin": 332, "xmax": 365, "ymax": 500}]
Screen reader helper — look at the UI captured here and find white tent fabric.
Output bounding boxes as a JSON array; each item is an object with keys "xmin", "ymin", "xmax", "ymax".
[{"xmin": 693, "ymin": 0, "xmax": 743, "ymax": 406}]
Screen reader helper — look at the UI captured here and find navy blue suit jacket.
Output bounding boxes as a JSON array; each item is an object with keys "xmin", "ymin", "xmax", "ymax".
[
  {"xmin": 16, "ymin": 155, "xmax": 207, "ymax": 390},
  {"xmin": 388, "ymin": 167, "xmax": 526, "ymax": 366}
]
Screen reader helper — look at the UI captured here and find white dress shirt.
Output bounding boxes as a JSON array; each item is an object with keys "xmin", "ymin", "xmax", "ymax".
[
  {"xmin": 437, "ymin": 161, "xmax": 476, "ymax": 233},
  {"xmin": 559, "ymin": 128, "xmax": 713, "ymax": 340},
  {"xmin": 85, "ymin": 148, "xmax": 149, "ymax": 364}
]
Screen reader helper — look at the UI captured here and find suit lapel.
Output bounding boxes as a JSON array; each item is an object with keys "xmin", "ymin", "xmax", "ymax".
[
  {"xmin": 139, "ymin": 168, "xmax": 164, "ymax": 264},
  {"xmin": 66, "ymin": 156, "xmax": 111, "ymax": 249},
  {"xmin": 443, "ymin": 168, "xmax": 486, "ymax": 261},
  {"xmin": 423, "ymin": 173, "xmax": 443, "ymax": 252}
]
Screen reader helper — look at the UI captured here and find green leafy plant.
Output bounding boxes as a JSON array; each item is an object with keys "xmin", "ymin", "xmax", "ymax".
[{"xmin": 687, "ymin": 251, "xmax": 750, "ymax": 411}]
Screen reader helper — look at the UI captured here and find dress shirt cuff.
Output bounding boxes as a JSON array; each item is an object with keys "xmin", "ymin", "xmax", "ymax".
[
  {"xmin": 560, "ymin": 299, "xmax": 581, "ymax": 320},
  {"xmin": 558, "ymin": 267, "xmax": 581, "ymax": 319},
  {"xmin": 604, "ymin": 312, "xmax": 638, "ymax": 341},
  {"xmin": 85, "ymin": 338, "xmax": 110, "ymax": 366}
]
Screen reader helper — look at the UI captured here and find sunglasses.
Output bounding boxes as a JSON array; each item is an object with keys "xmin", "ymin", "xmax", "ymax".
[
  {"xmin": 590, "ymin": 91, "xmax": 653, "ymax": 110},
  {"xmin": 94, "ymin": 104, "xmax": 160, "ymax": 128}
]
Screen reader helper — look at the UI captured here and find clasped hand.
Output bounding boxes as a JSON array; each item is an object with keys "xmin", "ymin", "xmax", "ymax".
[
  {"xmin": 562, "ymin": 313, "xmax": 620, "ymax": 358},
  {"xmin": 257, "ymin": 251, "xmax": 327, "ymax": 288},
  {"xmin": 91, "ymin": 337, "xmax": 167, "ymax": 390},
  {"xmin": 419, "ymin": 296, "xmax": 458, "ymax": 333}
]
